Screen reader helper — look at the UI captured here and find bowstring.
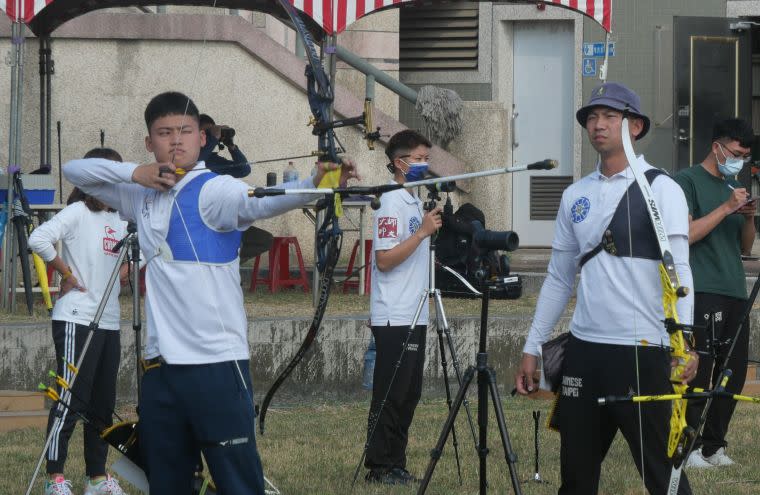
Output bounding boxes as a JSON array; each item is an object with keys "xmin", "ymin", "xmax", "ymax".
[
  {"xmin": 622, "ymin": 153, "xmax": 647, "ymax": 493},
  {"xmin": 166, "ymin": 6, "xmax": 306, "ymax": 493},
  {"xmin": 165, "ymin": 0, "xmax": 267, "ymax": 418}
]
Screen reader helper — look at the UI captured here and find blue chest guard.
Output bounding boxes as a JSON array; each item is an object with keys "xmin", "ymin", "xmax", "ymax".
[{"xmin": 165, "ymin": 173, "xmax": 241, "ymax": 264}]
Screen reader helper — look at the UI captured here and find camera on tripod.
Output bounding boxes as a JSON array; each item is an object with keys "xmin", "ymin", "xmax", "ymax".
[{"xmin": 435, "ymin": 201, "xmax": 522, "ymax": 299}]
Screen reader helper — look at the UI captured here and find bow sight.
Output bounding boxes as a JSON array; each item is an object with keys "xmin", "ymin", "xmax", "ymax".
[{"xmin": 309, "ymin": 98, "xmax": 381, "ymax": 152}]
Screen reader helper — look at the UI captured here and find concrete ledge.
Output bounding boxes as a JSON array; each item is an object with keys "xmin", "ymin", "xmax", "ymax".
[{"xmin": 2, "ymin": 312, "xmax": 759, "ymax": 405}]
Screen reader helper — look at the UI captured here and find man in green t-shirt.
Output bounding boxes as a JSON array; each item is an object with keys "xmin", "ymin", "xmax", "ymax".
[{"xmin": 674, "ymin": 118, "xmax": 756, "ymax": 468}]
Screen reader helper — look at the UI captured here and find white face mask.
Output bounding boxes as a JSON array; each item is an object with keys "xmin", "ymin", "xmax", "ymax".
[{"xmin": 715, "ymin": 143, "xmax": 745, "ymax": 177}]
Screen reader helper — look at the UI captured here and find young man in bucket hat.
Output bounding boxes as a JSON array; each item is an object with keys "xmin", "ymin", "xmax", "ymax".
[{"xmin": 515, "ymin": 82, "xmax": 698, "ymax": 494}]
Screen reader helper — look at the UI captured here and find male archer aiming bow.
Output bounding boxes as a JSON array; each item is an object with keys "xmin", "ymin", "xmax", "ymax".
[
  {"xmin": 514, "ymin": 82, "xmax": 699, "ymax": 494},
  {"xmin": 63, "ymin": 91, "xmax": 358, "ymax": 493}
]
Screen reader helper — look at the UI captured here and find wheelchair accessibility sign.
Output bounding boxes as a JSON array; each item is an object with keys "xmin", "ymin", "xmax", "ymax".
[{"xmin": 582, "ymin": 58, "xmax": 596, "ymax": 77}]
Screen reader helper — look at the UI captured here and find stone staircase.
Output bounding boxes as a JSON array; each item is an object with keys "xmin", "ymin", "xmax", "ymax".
[{"xmin": 0, "ymin": 390, "xmax": 48, "ymax": 432}]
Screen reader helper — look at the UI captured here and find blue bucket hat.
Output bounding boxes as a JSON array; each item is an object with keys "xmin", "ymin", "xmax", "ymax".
[{"xmin": 575, "ymin": 82, "xmax": 651, "ymax": 139}]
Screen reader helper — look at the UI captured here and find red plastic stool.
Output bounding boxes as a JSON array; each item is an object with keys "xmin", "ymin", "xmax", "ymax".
[
  {"xmin": 250, "ymin": 237, "xmax": 310, "ymax": 293},
  {"xmin": 343, "ymin": 239, "xmax": 372, "ymax": 294},
  {"xmin": 46, "ymin": 265, "xmax": 58, "ymax": 296}
]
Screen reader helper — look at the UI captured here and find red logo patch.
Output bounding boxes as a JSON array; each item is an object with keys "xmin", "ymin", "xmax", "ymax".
[
  {"xmin": 378, "ymin": 217, "xmax": 398, "ymax": 239},
  {"xmin": 102, "ymin": 225, "xmax": 118, "ymax": 256}
]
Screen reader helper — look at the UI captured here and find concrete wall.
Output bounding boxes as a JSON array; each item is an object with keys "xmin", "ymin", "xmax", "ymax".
[
  {"xmin": 399, "ymin": 1, "xmax": 743, "ymax": 236},
  {"xmin": 447, "ymin": 101, "xmax": 511, "ymax": 230},
  {"xmin": 0, "ymin": 11, "xmax": 394, "ymax": 267},
  {"xmin": 401, "ymin": 3, "xmax": 587, "ymax": 232},
  {"xmin": 579, "ymin": 0, "xmax": 726, "ymax": 177},
  {"xmin": 3, "ymin": 310, "xmax": 760, "ymax": 405},
  {"xmin": 0, "ymin": 315, "xmax": 565, "ymax": 404},
  {"xmin": 728, "ymin": 0, "xmax": 760, "ymax": 16},
  {"xmin": 0, "ymin": 8, "xmax": 473, "ymax": 265}
]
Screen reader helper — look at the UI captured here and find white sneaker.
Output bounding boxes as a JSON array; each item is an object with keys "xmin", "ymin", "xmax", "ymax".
[
  {"xmin": 44, "ymin": 476, "xmax": 73, "ymax": 495},
  {"xmin": 685, "ymin": 448, "xmax": 715, "ymax": 469},
  {"xmin": 82, "ymin": 475, "xmax": 126, "ymax": 495},
  {"xmin": 703, "ymin": 447, "xmax": 736, "ymax": 466}
]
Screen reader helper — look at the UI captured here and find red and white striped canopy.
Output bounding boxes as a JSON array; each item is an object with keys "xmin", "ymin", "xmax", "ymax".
[
  {"xmin": 2, "ymin": 0, "xmax": 611, "ymax": 35},
  {"xmin": 293, "ymin": 0, "xmax": 412, "ymax": 35},
  {"xmin": 321, "ymin": 0, "xmax": 615, "ymax": 34},
  {"xmin": 3, "ymin": 0, "xmax": 53, "ymax": 23},
  {"xmin": 549, "ymin": 0, "xmax": 612, "ymax": 33}
]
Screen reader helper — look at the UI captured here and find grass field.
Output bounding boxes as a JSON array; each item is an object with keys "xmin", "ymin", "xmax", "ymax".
[
  {"xmin": 0, "ymin": 290, "xmax": 545, "ymax": 324},
  {"xmin": 2, "ymin": 398, "xmax": 758, "ymax": 495}
]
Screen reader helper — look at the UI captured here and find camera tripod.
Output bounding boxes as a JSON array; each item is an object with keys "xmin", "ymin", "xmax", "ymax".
[
  {"xmin": 417, "ymin": 285, "xmax": 523, "ymax": 495},
  {"xmin": 351, "ymin": 206, "xmax": 479, "ymax": 487}
]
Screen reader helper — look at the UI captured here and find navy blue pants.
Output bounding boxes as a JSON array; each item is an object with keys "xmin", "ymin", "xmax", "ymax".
[{"xmin": 139, "ymin": 360, "xmax": 265, "ymax": 494}]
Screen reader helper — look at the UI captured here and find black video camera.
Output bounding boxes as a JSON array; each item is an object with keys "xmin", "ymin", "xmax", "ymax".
[{"xmin": 435, "ymin": 203, "xmax": 522, "ymax": 299}]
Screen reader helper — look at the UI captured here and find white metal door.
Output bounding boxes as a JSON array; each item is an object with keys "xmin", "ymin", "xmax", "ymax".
[{"xmin": 512, "ymin": 21, "xmax": 574, "ymax": 246}]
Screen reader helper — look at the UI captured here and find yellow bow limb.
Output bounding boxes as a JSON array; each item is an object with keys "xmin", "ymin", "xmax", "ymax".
[
  {"xmin": 659, "ymin": 265, "xmax": 693, "ymax": 460},
  {"xmin": 33, "ymin": 253, "xmax": 52, "ymax": 313}
]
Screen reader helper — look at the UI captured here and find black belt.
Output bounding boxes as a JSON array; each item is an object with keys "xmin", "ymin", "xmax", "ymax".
[{"xmin": 141, "ymin": 355, "xmax": 166, "ymax": 371}]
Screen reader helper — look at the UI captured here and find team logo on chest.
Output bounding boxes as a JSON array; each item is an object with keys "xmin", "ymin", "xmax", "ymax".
[
  {"xmin": 409, "ymin": 216, "xmax": 422, "ymax": 234},
  {"xmin": 571, "ymin": 197, "xmax": 591, "ymax": 223},
  {"xmin": 102, "ymin": 226, "xmax": 119, "ymax": 256}
]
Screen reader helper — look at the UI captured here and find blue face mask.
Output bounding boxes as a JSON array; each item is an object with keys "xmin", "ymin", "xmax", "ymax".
[
  {"xmin": 716, "ymin": 144, "xmax": 745, "ymax": 177},
  {"xmin": 401, "ymin": 160, "xmax": 429, "ymax": 182}
]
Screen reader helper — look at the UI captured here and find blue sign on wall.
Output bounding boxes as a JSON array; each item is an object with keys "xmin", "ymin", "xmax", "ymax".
[
  {"xmin": 582, "ymin": 58, "xmax": 597, "ymax": 77},
  {"xmin": 582, "ymin": 42, "xmax": 615, "ymax": 58}
]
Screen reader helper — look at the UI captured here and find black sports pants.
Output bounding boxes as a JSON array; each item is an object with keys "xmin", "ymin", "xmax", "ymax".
[
  {"xmin": 45, "ymin": 320, "xmax": 121, "ymax": 477},
  {"xmin": 686, "ymin": 293, "xmax": 749, "ymax": 456},
  {"xmin": 557, "ymin": 334, "xmax": 691, "ymax": 495},
  {"xmin": 365, "ymin": 324, "xmax": 426, "ymax": 471}
]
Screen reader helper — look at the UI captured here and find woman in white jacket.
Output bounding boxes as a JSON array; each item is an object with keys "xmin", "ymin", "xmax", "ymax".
[{"xmin": 29, "ymin": 148, "xmax": 128, "ymax": 495}]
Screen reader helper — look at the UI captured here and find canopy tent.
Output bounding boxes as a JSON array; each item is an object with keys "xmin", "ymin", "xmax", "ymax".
[
  {"xmin": 2, "ymin": 0, "xmax": 610, "ymax": 37},
  {"xmin": 1, "ymin": 0, "xmax": 415, "ymax": 36}
]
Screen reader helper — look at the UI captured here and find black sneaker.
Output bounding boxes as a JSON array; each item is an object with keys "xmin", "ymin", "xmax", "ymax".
[
  {"xmin": 391, "ymin": 467, "xmax": 420, "ymax": 483},
  {"xmin": 365, "ymin": 469, "xmax": 388, "ymax": 484},
  {"xmin": 365, "ymin": 469, "xmax": 410, "ymax": 485}
]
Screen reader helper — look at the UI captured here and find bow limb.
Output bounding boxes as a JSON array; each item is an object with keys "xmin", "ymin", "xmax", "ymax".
[
  {"xmin": 621, "ymin": 117, "xmax": 693, "ymax": 493},
  {"xmin": 258, "ymin": 0, "xmax": 343, "ymax": 433},
  {"xmin": 257, "ymin": 231, "xmax": 341, "ymax": 434}
]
